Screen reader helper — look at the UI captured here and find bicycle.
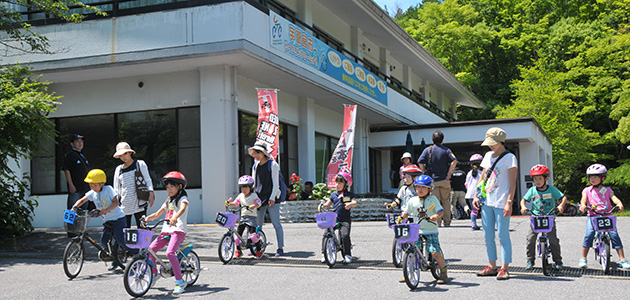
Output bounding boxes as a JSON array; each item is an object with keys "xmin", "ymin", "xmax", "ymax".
[
  {"xmin": 525, "ymin": 207, "xmax": 558, "ymax": 276},
  {"xmin": 586, "ymin": 205, "xmax": 620, "ymax": 274},
  {"xmin": 316, "ymin": 202, "xmax": 351, "ymax": 268},
  {"xmin": 122, "ymin": 219, "xmax": 201, "ymax": 297},
  {"xmin": 386, "ymin": 212, "xmax": 413, "ymax": 268},
  {"xmin": 216, "ymin": 205, "xmax": 267, "ymax": 264},
  {"xmin": 393, "ymin": 216, "xmax": 442, "ymax": 290},
  {"xmin": 62, "ymin": 208, "xmax": 128, "ymax": 279}
]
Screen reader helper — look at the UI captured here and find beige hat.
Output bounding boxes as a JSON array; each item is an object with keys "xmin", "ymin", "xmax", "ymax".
[
  {"xmin": 113, "ymin": 142, "xmax": 135, "ymax": 158},
  {"xmin": 248, "ymin": 142, "xmax": 270, "ymax": 158},
  {"xmin": 400, "ymin": 152, "xmax": 412, "ymax": 162},
  {"xmin": 481, "ymin": 127, "xmax": 507, "ymax": 146}
]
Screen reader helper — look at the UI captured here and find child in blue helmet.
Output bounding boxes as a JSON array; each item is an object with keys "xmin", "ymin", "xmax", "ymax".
[{"xmin": 399, "ymin": 175, "xmax": 449, "ymax": 284}]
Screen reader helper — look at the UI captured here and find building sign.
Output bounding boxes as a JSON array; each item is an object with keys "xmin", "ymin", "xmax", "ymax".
[{"xmin": 270, "ymin": 11, "xmax": 387, "ymax": 105}]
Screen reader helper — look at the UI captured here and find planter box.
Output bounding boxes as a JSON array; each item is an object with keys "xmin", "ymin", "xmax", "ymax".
[{"xmin": 279, "ymin": 198, "xmax": 391, "ymax": 223}]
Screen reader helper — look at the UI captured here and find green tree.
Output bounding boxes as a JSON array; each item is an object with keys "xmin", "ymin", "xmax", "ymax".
[{"xmin": 0, "ymin": 1, "xmax": 102, "ymax": 239}]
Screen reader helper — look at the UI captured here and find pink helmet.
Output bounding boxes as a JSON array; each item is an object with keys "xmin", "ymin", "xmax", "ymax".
[
  {"xmin": 238, "ymin": 175, "xmax": 254, "ymax": 187},
  {"xmin": 469, "ymin": 154, "xmax": 483, "ymax": 162},
  {"xmin": 336, "ymin": 171, "xmax": 353, "ymax": 187},
  {"xmin": 163, "ymin": 171, "xmax": 187, "ymax": 188},
  {"xmin": 586, "ymin": 164, "xmax": 607, "ymax": 176}
]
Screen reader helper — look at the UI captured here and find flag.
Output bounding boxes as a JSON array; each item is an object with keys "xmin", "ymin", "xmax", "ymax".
[
  {"xmin": 326, "ymin": 105, "xmax": 357, "ymax": 189},
  {"xmin": 405, "ymin": 131, "xmax": 414, "ymax": 159},
  {"xmin": 255, "ymin": 89, "xmax": 279, "ymax": 159}
]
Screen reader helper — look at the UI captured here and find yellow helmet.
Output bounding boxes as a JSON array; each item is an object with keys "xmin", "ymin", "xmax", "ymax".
[{"xmin": 84, "ymin": 169, "xmax": 106, "ymax": 183}]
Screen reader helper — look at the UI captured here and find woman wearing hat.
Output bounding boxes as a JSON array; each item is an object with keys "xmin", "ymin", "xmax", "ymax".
[
  {"xmin": 398, "ymin": 152, "xmax": 413, "ymax": 187},
  {"xmin": 113, "ymin": 142, "xmax": 155, "ymax": 229},
  {"xmin": 249, "ymin": 142, "xmax": 285, "ymax": 257},
  {"xmin": 473, "ymin": 127, "xmax": 518, "ymax": 280}
]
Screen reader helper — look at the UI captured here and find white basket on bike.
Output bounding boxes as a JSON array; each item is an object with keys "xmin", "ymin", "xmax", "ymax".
[
  {"xmin": 216, "ymin": 212, "xmax": 238, "ymax": 228},
  {"xmin": 63, "ymin": 210, "xmax": 88, "ymax": 234},
  {"xmin": 123, "ymin": 228, "xmax": 154, "ymax": 249},
  {"xmin": 393, "ymin": 223, "xmax": 421, "ymax": 243},
  {"xmin": 315, "ymin": 212, "xmax": 337, "ymax": 229},
  {"xmin": 592, "ymin": 215, "xmax": 617, "ymax": 232}
]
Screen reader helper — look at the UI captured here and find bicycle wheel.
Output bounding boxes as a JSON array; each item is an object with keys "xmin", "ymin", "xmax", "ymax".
[
  {"xmin": 323, "ymin": 236, "xmax": 337, "ymax": 268},
  {"xmin": 218, "ymin": 234, "xmax": 235, "ymax": 264},
  {"xmin": 429, "ymin": 253, "xmax": 441, "ymax": 280},
  {"xmin": 392, "ymin": 239, "xmax": 404, "ymax": 268},
  {"xmin": 258, "ymin": 230, "xmax": 267, "ymax": 254},
  {"xmin": 403, "ymin": 251, "xmax": 420, "ymax": 290},
  {"xmin": 123, "ymin": 257, "xmax": 152, "ymax": 298},
  {"xmin": 419, "ymin": 238, "xmax": 429, "ymax": 271},
  {"xmin": 601, "ymin": 237, "xmax": 611, "ymax": 274},
  {"xmin": 181, "ymin": 250, "xmax": 201, "ymax": 286},
  {"xmin": 541, "ymin": 241, "xmax": 550, "ymax": 276},
  {"xmin": 112, "ymin": 243, "xmax": 127, "ymax": 271},
  {"xmin": 63, "ymin": 239, "xmax": 85, "ymax": 279}
]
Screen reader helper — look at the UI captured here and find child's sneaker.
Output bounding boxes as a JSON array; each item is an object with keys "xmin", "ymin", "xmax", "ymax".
[
  {"xmin": 555, "ymin": 262, "xmax": 564, "ymax": 270},
  {"xmin": 437, "ymin": 268, "xmax": 449, "ymax": 284},
  {"xmin": 173, "ymin": 279, "xmax": 187, "ymax": 295},
  {"xmin": 235, "ymin": 250, "xmax": 242, "ymax": 258},
  {"xmin": 343, "ymin": 255, "xmax": 352, "ymax": 264},
  {"xmin": 472, "ymin": 225, "xmax": 480, "ymax": 231},
  {"xmin": 320, "ymin": 254, "xmax": 326, "ymax": 263},
  {"xmin": 619, "ymin": 259, "xmax": 630, "ymax": 269},
  {"xmin": 150, "ymin": 272, "xmax": 160, "ymax": 288},
  {"xmin": 525, "ymin": 261, "xmax": 534, "ymax": 270},
  {"xmin": 255, "ymin": 250, "xmax": 263, "ymax": 259},
  {"xmin": 578, "ymin": 258, "xmax": 587, "ymax": 268}
]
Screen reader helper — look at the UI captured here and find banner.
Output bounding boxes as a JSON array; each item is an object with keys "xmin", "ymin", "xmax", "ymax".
[
  {"xmin": 326, "ymin": 105, "xmax": 357, "ymax": 188},
  {"xmin": 255, "ymin": 89, "xmax": 279, "ymax": 160},
  {"xmin": 270, "ymin": 11, "xmax": 388, "ymax": 105}
]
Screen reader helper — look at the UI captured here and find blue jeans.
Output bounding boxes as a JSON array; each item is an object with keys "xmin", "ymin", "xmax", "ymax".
[
  {"xmin": 101, "ymin": 217, "xmax": 138, "ymax": 255},
  {"xmin": 481, "ymin": 205, "xmax": 512, "ymax": 264},
  {"xmin": 583, "ymin": 216, "xmax": 624, "ymax": 249},
  {"xmin": 257, "ymin": 203, "xmax": 284, "ymax": 248}
]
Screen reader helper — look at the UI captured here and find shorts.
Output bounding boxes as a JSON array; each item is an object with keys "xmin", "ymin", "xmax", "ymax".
[{"xmin": 417, "ymin": 233, "xmax": 441, "ymax": 253}]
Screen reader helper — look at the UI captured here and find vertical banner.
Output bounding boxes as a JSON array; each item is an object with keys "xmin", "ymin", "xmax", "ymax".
[
  {"xmin": 255, "ymin": 89, "xmax": 279, "ymax": 160},
  {"xmin": 326, "ymin": 105, "xmax": 357, "ymax": 189}
]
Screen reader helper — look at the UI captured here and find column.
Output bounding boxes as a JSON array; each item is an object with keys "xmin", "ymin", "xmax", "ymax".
[
  {"xmin": 353, "ymin": 117, "xmax": 370, "ymax": 193},
  {"xmin": 298, "ymin": 97, "xmax": 316, "ymax": 182}
]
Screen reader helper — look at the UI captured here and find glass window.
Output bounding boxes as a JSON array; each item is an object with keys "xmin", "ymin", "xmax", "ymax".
[
  {"xmin": 178, "ymin": 107, "xmax": 201, "ymax": 188},
  {"xmin": 315, "ymin": 133, "xmax": 338, "ymax": 184},
  {"xmin": 30, "ymin": 123, "xmax": 56, "ymax": 194}
]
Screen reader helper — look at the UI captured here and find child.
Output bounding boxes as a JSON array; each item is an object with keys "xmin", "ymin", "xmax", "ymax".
[
  {"xmin": 578, "ymin": 164, "xmax": 629, "ymax": 269},
  {"xmin": 319, "ymin": 171, "xmax": 357, "ymax": 264},
  {"xmin": 226, "ymin": 175, "xmax": 263, "ymax": 259},
  {"xmin": 386, "ymin": 164, "xmax": 423, "ymax": 211},
  {"xmin": 144, "ymin": 171, "xmax": 190, "ymax": 294},
  {"xmin": 71, "ymin": 169, "xmax": 138, "ymax": 269},
  {"xmin": 465, "ymin": 154, "xmax": 483, "ymax": 230},
  {"xmin": 399, "ymin": 175, "xmax": 449, "ymax": 284},
  {"xmin": 519, "ymin": 165, "xmax": 567, "ymax": 270}
]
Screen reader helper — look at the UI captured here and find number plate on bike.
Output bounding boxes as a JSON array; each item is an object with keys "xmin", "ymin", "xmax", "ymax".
[
  {"xmin": 125, "ymin": 229, "xmax": 140, "ymax": 245},
  {"xmin": 63, "ymin": 209, "xmax": 76, "ymax": 224},
  {"xmin": 386, "ymin": 213, "xmax": 399, "ymax": 228},
  {"xmin": 594, "ymin": 216, "xmax": 616, "ymax": 232},
  {"xmin": 216, "ymin": 213, "xmax": 229, "ymax": 227},
  {"xmin": 531, "ymin": 216, "xmax": 554, "ymax": 233},
  {"xmin": 394, "ymin": 225, "xmax": 410, "ymax": 239}
]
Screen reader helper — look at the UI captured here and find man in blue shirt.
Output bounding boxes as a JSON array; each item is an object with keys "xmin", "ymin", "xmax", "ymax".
[{"xmin": 417, "ymin": 131, "xmax": 458, "ymax": 226}]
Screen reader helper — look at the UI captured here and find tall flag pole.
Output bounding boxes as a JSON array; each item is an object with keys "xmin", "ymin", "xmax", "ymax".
[
  {"xmin": 255, "ymin": 89, "xmax": 280, "ymax": 160},
  {"xmin": 326, "ymin": 105, "xmax": 357, "ymax": 189}
]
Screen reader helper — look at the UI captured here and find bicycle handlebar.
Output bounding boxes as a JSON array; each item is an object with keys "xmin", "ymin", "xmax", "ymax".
[
  {"xmin": 586, "ymin": 205, "xmax": 620, "ymax": 215},
  {"xmin": 525, "ymin": 207, "xmax": 558, "ymax": 216},
  {"xmin": 140, "ymin": 219, "xmax": 170, "ymax": 230}
]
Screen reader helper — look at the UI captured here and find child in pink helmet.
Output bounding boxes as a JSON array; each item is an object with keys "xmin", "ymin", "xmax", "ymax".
[
  {"xmin": 465, "ymin": 154, "xmax": 483, "ymax": 230},
  {"xmin": 319, "ymin": 171, "xmax": 357, "ymax": 264},
  {"xmin": 226, "ymin": 175, "xmax": 263, "ymax": 259}
]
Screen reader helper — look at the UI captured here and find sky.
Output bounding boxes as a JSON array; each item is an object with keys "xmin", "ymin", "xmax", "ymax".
[{"xmin": 372, "ymin": 0, "xmax": 422, "ymax": 16}]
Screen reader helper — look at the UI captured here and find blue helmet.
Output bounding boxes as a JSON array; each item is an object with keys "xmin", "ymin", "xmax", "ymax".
[{"xmin": 414, "ymin": 175, "xmax": 433, "ymax": 188}]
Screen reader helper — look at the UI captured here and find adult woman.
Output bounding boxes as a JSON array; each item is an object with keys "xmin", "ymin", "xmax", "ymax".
[
  {"xmin": 473, "ymin": 127, "xmax": 517, "ymax": 280},
  {"xmin": 249, "ymin": 143, "xmax": 285, "ymax": 257},
  {"xmin": 113, "ymin": 142, "xmax": 155, "ymax": 228}
]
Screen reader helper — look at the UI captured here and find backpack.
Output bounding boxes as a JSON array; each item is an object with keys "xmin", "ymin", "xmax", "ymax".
[{"xmin": 254, "ymin": 160, "xmax": 287, "ymax": 203}]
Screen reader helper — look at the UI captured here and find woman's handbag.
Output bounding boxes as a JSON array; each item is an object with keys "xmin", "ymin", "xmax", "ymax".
[{"xmin": 135, "ymin": 161, "xmax": 151, "ymax": 203}]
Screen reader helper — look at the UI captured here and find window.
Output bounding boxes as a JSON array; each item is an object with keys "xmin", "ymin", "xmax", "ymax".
[
  {"xmin": 315, "ymin": 133, "xmax": 338, "ymax": 184},
  {"xmin": 30, "ymin": 107, "xmax": 201, "ymax": 195}
]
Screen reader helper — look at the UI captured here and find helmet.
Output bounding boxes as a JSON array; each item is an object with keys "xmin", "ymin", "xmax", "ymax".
[
  {"xmin": 336, "ymin": 171, "xmax": 353, "ymax": 187},
  {"xmin": 400, "ymin": 152, "xmax": 412, "ymax": 162},
  {"xmin": 84, "ymin": 169, "xmax": 106, "ymax": 183},
  {"xmin": 586, "ymin": 164, "xmax": 607, "ymax": 176},
  {"xmin": 530, "ymin": 164, "xmax": 550, "ymax": 176},
  {"xmin": 238, "ymin": 175, "xmax": 254, "ymax": 187},
  {"xmin": 402, "ymin": 165, "xmax": 422, "ymax": 176},
  {"xmin": 469, "ymin": 154, "xmax": 483, "ymax": 162},
  {"xmin": 414, "ymin": 175, "xmax": 433, "ymax": 188},
  {"xmin": 163, "ymin": 171, "xmax": 187, "ymax": 188}
]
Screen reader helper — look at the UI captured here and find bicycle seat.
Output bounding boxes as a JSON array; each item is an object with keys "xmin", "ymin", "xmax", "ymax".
[{"xmin": 103, "ymin": 222, "xmax": 113, "ymax": 230}]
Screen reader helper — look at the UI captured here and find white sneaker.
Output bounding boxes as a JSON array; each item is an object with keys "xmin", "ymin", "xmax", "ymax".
[
  {"xmin": 343, "ymin": 255, "xmax": 352, "ymax": 264},
  {"xmin": 320, "ymin": 255, "xmax": 326, "ymax": 263},
  {"xmin": 173, "ymin": 279, "xmax": 187, "ymax": 294}
]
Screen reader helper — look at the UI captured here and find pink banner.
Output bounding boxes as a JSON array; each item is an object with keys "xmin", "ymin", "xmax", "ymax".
[
  {"xmin": 326, "ymin": 105, "xmax": 357, "ymax": 188},
  {"xmin": 256, "ymin": 89, "xmax": 279, "ymax": 160}
]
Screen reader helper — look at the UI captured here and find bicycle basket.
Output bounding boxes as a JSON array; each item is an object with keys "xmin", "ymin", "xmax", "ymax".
[
  {"xmin": 315, "ymin": 212, "xmax": 337, "ymax": 229},
  {"xmin": 216, "ymin": 212, "xmax": 238, "ymax": 228},
  {"xmin": 530, "ymin": 216, "xmax": 554, "ymax": 233},
  {"xmin": 385, "ymin": 213, "xmax": 401, "ymax": 228},
  {"xmin": 593, "ymin": 215, "xmax": 617, "ymax": 232},
  {"xmin": 63, "ymin": 210, "xmax": 88, "ymax": 234},
  {"xmin": 393, "ymin": 223, "xmax": 421, "ymax": 243},
  {"xmin": 123, "ymin": 228, "xmax": 154, "ymax": 249}
]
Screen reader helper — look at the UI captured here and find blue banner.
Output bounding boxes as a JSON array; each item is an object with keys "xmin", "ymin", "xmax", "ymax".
[{"xmin": 270, "ymin": 11, "xmax": 387, "ymax": 105}]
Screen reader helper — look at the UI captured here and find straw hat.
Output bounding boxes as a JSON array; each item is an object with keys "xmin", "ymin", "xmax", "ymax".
[
  {"xmin": 113, "ymin": 142, "xmax": 136, "ymax": 158},
  {"xmin": 481, "ymin": 127, "xmax": 507, "ymax": 146}
]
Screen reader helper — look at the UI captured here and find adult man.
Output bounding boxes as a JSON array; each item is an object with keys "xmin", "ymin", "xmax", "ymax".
[
  {"xmin": 64, "ymin": 134, "xmax": 90, "ymax": 211},
  {"xmin": 417, "ymin": 131, "xmax": 458, "ymax": 226}
]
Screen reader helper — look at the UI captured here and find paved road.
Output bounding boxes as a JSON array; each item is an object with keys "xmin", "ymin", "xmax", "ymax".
[{"xmin": 1, "ymin": 216, "xmax": 629, "ymax": 299}]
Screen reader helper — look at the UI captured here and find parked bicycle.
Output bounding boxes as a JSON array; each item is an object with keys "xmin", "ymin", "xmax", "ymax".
[
  {"xmin": 62, "ymin": 208, "xmax": 128, "ymax": 279},
  {"xmin": 217, "ymin": 205, "xmax": 267, "ymax": 264},
  {"xmin": 393, "ymin": 216, "xmax": 441, "ymax": 290},
  {"xmin": 316, "ymin": 202, "xmax": 350, "ymax": 268},
  {"xmin": 586, "ymin": 205, "xmax": 620, "ymax": 274},
  {"xmin": 525, "ymin": 207, "xmax": 558, "ymax": 276},
  {"xmin": 122, "ymin": 219, "xmax": 201, "ymax": 297}
]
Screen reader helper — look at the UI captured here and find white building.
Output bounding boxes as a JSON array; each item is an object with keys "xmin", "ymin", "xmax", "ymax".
[{"xmin": 5, "ymin": 0, "xmax": 551, "ymax": 227}]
